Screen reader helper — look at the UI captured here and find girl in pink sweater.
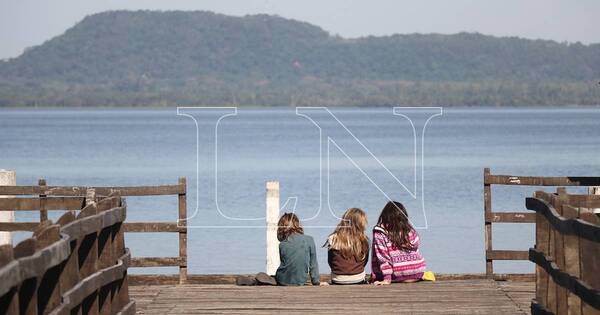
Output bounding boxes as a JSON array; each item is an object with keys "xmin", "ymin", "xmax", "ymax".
[{"xmin": 371, "ymin": 201, "xmax": 426, "ymax": 285}]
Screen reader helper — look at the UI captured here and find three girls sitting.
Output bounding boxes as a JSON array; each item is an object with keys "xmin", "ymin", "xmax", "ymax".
[{"xmin": 241, "ymin": 201, "xmax": 427, "ymax": 286}]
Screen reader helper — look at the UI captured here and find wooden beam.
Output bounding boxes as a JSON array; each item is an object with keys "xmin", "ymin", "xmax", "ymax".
[
  {"xmin": 123, "ymin": 222, "xmax": 181, "ymax": 232},
  {"xmin": 485, "ymin": 212, "xmax": 536, "ymax": 223},
  {"xmin": 484, "ymin": 175, "xmax": 600, "ymax": 186},
  {"xmin": 0, "ymin": 222, "xmax": 39, "ymax": 231},
  {"xmin": 0, "ymin": 184, "xmax": 185, "ymax": 197},
  {"xmin": 0, "ymin": 197, "xmax": 86, "ymax": 211},
  {"xmin": 130, "ymin": 257, "xmax": 184, "ymax": 267},
  {"xmin": 486, "ymin": 250, "xmax": 529, "ymax": 260}
]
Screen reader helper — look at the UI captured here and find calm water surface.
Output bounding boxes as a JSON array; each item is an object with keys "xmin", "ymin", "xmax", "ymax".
[{"xmin": 1, "ymin": 107, "xmax": 599, "ymax": 274}]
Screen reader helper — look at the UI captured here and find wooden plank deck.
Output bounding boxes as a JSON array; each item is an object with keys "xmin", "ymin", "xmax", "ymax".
[{"xmin": 131, "ymin": 280, "xmax": 534, "ymax": 314}]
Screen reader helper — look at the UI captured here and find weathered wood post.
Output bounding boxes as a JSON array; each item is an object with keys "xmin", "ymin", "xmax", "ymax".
[
  {"xmin": 77, "ymin": 198, "xmax": 99, "ymax": 315},
  {"xmin": 579, "ymin": 208, "xmax": 600, "ymax": 314},
  {"xmin": 14, "ymin": 237, "xmax": 38, "ymax": 315},
  {"xmin": 0, "ymin": 170, "xmax": 16, "ymax": 245},
  {"xmin": 533, "ymin": 191, "xmax": 550, "ymax": 311},
  {"xmin": 35, "ymin": 224, "xmax": 62, "ymax": 314},
  {"xmin": 0, "ymin": 244, "xmax": 18, "ymax": 314},
  {"xmin": 561, "ymin": 204, "xmax": 582, "ymax": 315},
  {"xmin": 589, "ymin": 187, "xmax": 600, "ymax": 214},
  {"xmin": 38, "ymin": 178, "xmax": 48, "ymax": 222},
  {"xmin": 266, "ymin": 181, "xmax": 280, "ymax": 275},
  {"xmin": 483, "ymin": 168, "xmax": 493, "ymax": 277},
  {"xmin": 178, "ymin": 177, "xmax": 188, "ymax": 284},
  {"xmin": 552, "ymin": 189, "xmax": 568, "ymax": 314}
]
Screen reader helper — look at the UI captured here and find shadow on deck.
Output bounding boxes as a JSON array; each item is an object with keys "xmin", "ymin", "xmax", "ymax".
[{"xmin": 131, "ymin": 280, "xmax": 534, "ymax": 314}]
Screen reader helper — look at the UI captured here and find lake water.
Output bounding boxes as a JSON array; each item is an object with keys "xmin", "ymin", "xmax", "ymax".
[{"xmin": 1, "ymin": 107, "xmax": 599, "ymax": 275}]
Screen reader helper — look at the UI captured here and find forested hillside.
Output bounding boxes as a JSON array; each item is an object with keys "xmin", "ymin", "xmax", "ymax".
[{"xmin": 0, "ymin": 10, "xmax": 599, "ymax": 106}]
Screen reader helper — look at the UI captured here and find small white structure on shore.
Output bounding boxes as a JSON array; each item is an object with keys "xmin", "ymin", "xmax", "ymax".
[{"xmin": 0, "ymin": 170, "xmax": 16, "ymax": 245}]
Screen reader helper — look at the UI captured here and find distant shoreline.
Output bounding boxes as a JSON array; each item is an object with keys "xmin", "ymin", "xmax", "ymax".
[
  {"xmin": 2, "ymin": 11, "xmax": 599, "ymax": 108},
  {"xmin": 1, "ymin": 104, "xmax": 599, "ymax": 110}
]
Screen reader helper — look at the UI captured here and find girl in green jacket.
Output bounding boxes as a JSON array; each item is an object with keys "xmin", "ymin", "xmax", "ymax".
[{"xmin": 275, "ymin": 213, "xmax": 321, "ymax": 286}]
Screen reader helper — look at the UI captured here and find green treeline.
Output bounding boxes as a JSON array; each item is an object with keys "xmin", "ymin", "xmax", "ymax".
[{"xmin": 0, "ymin": 11, "xmax": 599, "ymax": 107}]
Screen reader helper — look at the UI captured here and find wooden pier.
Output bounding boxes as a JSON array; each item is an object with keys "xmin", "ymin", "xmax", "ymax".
[
  {"xmin": 130, "ymin": 280, "xmax": 534, "ymax": 314},
  {"xmin": 0, "ymin": 171, "xmax": 599, "ymax": 315}
]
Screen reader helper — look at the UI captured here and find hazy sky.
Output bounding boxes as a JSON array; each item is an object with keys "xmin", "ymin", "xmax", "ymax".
[{"xmin": 1, "ymin": 0, "xmax": 598, "ymax": 59}]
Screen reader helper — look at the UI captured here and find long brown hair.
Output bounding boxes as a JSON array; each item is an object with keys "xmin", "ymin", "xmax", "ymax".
[
  {"xmin": 277, "ymin": 213, "xmax": 304, "ymax": 241},
  {"xmin": 376, "ymin": 201, "xmax": 416, "ymax": 252},
  {"xmin": 326, "ymin": 208, "xmax": 369, "ymax": 260}
]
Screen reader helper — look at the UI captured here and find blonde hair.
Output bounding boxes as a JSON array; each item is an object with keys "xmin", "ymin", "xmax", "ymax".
[
  {"xmin": 277, "ymin": 213, "xmax": 304, "ymax": 241},
  {"xmin": 327, "ymin": 208, "xmax": 369, "ymax": 260}
]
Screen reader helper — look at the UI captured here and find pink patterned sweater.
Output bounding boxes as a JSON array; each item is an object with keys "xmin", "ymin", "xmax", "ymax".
[{"xmin": 371, "ymin": 225, "xmax": 426, "ymax": 282}]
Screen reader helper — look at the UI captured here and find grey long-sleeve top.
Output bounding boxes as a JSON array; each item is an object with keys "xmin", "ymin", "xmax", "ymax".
[{"xmin": 275, "ymin": 233, "xmax": 320, "ymax": 285}]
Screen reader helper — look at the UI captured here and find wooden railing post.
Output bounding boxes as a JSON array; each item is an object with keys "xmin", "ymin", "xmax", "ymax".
[
  {"xmin": 553, "ymin": 189, "xmax": 568, "ymax": 315},
  {"xmin": 57, "ymin": 211, "xmax": 79, "ymax": 305},
  {"xmin": 111, "ymin": 223, "xmax": 124, "ymax": 314},
  {"xmin": 38, "ymin": 178, "xmax": 48, "ymax": 222},
  {"xmin": 561, "ymin": 204, "xmax": 582, "ymax": 315},
  {"xmin": 0, "ymin": 244, "xmax": 18, "ymax": 314},
  {"xmin": 97, "ymin": 206, "xmax": 115, "ymax": 315},
  {"xmin": 14, "ymin": 238, "xmax": 38, "ymax": 315},
  {"xmin": 579, "ymin": 210, "xmax": 600, "ymax": 314},
  {"xmin": 77, "ymin": 202, "xmax": 99, "ymax": 315},
  {"xmin": 544, "ymin": 195, "xmax": 557, "ymax": 314},
  {"xmin": 97, "ymin": 198, "xmax": 116, "ymax": 270},
  {"xmin": 35, "ymin": 224, "xmax": 62, "ymax": 314},
  {"xmin": 483, "ymin": 168, "xmax": 493, "ymax": 276},
  {"xmin": 533, "ymin": 191, "xmax": 550, "ymax": 310},
  {"xmin": 113, "ymin": 199, "xmax": 131, "ymax": 313},
  {"xmin": 178, "ymin": 177, "xmax": 188, "ymax": 284}
]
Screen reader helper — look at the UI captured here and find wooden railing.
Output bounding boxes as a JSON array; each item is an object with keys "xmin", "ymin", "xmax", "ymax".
[
  {"xmin": 0, "ymin": 195, "xmax": 134, "ymax": 315},
  {"xmin": 0, "ymin": 178, "xmax": 188, "ymax": 284},
  {"xmin": 483, "ymin": 168, "xmax": 600, "ymax": 277},
  {"xmin": 526, "ymin": 190, "xmax": 600, "ymax": 315}
]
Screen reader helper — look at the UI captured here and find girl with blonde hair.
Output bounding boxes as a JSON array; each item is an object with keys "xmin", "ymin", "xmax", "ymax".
[{"xmin": 324, "ymin": 208, "xmax": 369, "ymax": 285}]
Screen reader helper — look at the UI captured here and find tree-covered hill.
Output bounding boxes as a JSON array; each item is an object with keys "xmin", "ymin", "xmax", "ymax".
[{"xmin": 0, "ymin": 10, "xmax": 599, "ymax": 106}]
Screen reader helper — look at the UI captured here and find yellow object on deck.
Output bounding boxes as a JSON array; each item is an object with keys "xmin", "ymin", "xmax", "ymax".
[{"xmin": 422, "ymin": 271, "xmax": 436, "ymax": 281}]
